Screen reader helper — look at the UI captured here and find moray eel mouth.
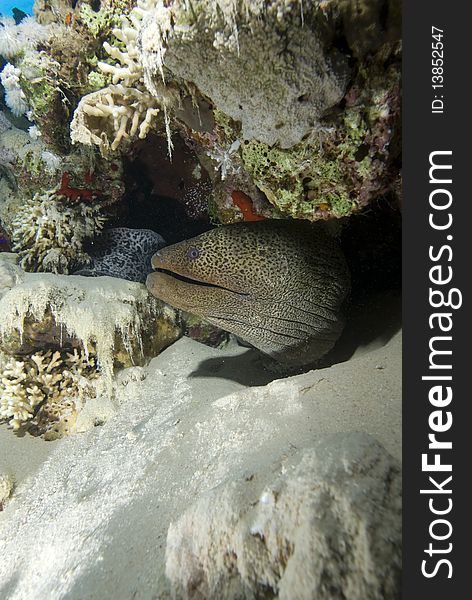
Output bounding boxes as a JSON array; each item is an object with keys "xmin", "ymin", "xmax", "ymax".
[{"xmin": 150, "ymin": 267, "xmax": 242, "ymax": 294}]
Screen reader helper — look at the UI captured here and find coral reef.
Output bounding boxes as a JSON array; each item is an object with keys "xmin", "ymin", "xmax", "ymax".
[
  {"xmin": 139, "ymin": 0, "xmax": 350, "ymax": 149},
  {"xmin": 0, "ymin": 254, "xmax": 182, "ymax": 382},
  {"xmin": 0, "ymin": 348, "xmax": 99, "ymax": 438},
  {"xmin": 0, "ymin": 119, "xmax": 124, "ymax": 274},
  {"xmin": 0, "ymin": 14, "xmax": 68, "ymax": 148},
  {"xmin": 10, "ymin": 187, "xmax": 106, "ymax": 273},
  {"xmin": 71, "ymin": 85, "xmax": 162, "ymax": 154},
  {"xmin": 65, "ymin": 1, "xmax": 401, "ymax": 223},
  {"xmin": 132, "ymin": 0, "xmax": 400, "ymax": 221},
  {"xmin": 70, "ymin": 0, "xmax": 175, "ymax": 155},
  {"xmin": 2, "ymin": 2, "xmax": 401, "ymax": 232},
  {"xmin": 166, "ymin": 432, "xmax": 402, "ymax": 599},
  {"xmin": 0, "ymin": 15, "xmax": 49, "ymax": 60}
]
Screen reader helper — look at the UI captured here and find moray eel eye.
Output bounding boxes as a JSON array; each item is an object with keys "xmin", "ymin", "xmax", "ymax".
[{"xmin": 187, "ymin": 247, "xmax": 200, "ymax": 260}]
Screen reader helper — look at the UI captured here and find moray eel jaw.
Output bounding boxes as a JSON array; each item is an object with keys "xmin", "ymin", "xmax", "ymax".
[
  {"xmin": 150, "ymin": 248, "xmax": 248, "ymax": 294},
  {"xmin": 149, "ymin": 249, "xmax": 247, "ymax": 293},
  {"xmin": 146, "ymin": 268, "xmax": 247, "ymax": 315}
]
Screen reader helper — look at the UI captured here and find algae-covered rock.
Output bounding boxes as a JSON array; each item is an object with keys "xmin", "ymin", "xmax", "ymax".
[
  {"xmin": 239, "ymin": 54, "xmax": 401, "ymax": 220},
  {"xmin": 140, "ymin": 0, "xmax": 351, "ymax": 149},
  {"xmin": 135, "ymin": 0, "xmax": 400, "ymax": 222}
]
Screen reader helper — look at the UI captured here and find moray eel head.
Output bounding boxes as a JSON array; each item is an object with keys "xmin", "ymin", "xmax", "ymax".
[{"xmin": 146, "ymin": 220, "xmax": 350, "ymax": 368}]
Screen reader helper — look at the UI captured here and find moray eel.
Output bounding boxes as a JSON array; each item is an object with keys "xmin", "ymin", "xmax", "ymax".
[
  {"xmin": 74, "ymin": 227, "xmax": 166, "ymax": 284},
  {"xmin": 146, "ymin": 220, "xmax": 350, "ymax": 368}
]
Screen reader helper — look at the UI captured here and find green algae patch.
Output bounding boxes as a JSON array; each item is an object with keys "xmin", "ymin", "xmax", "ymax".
[
  {"xmin": 240, "ymin": 139, "xmax": 356, "ymax": 220},
  {"xmin": 79, "ymin": 1, "xmax": 134, "ymax": 39},
  {"xmin": 237, "ymin": 48, "xmax": 400, "ymax": 222}
]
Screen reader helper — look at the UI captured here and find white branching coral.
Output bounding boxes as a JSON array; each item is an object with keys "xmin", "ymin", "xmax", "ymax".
[
  {"xmin": 0, "ymin": 16, "xmax": 49, "ymax": 60},
  {"xmin": 0, "ymin": 348, "xmax": 99, "ymax": 437},
  {"xmin": 0, "ymin": 63, "xmax": 29, "ymax": 117},
  {"xmin": 10, "ymin": 189, "xmax": 106, "ymax": 274},
  {"xmin": 206, "ymin": 139, "xmax": 241, "ymax": 180},
  {"xmin": 71, "ymin": 85, "xmax": 161, "ymax": 153},
  {"xmin": 71, "ymin": 0, "xmax": 175, "ymax": 156}
]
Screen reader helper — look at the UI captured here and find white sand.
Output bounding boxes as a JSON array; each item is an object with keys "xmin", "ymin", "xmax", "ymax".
[{"xmin": 0, "ymin": 323, "xmax": 401, "ymax": 599}]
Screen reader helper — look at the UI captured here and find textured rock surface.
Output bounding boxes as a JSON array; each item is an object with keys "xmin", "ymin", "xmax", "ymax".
[
  {"xmin": 166, "ymin": 432, "xmax": 401, "ymax": 600},
  {"xmin": 140, "ymin": 0, "xmax": 350, "ymax": 148},
  {"xmin": 0, "ymin": 122, "xmax": 123, "ymax": 275}
]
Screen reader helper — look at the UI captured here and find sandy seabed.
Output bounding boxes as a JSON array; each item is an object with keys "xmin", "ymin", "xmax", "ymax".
[{"xmin": 0, "ymin": 302, "xmax": 401, "ymax": 599}]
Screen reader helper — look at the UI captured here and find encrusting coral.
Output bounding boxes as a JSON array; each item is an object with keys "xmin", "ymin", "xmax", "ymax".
[
  {"xmin": 132, "ymin": 0, "xmax": 400, "ymax": 221},
  {"xmin": 138, "ymin": 0, "xmax": 351, "ymax": 149}
]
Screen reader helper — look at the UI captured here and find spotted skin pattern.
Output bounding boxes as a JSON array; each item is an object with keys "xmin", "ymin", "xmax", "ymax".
[
  {"xmin": 74, "ymin": 227, "xmax": 166, "ymax": 284},
  {"xmin": 146, "ymin": 220, "xmax": 350, "ymax": 367}
]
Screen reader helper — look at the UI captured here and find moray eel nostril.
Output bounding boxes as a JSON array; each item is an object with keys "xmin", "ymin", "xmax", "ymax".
[{"xmin": 146, "ymin": 220, "xmax": 350, "ymax": 368}]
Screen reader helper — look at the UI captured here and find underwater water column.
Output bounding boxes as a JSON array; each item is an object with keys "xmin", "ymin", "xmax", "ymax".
[{"xmin": 0, "ymin": 1, "xmax": 33, "ymax": 17}]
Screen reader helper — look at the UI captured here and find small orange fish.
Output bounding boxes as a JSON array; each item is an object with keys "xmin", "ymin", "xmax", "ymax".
[
  {"xmin": 318, "ymin": 202, "xmax": 331, "ymax": 211},
  {"xmin": 231, "ymin": 190, "xmax": 265, "ymax": 221},
  {"xmin": 65, "ymin": 13, "xmax": 73, "ymax": 27}
]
